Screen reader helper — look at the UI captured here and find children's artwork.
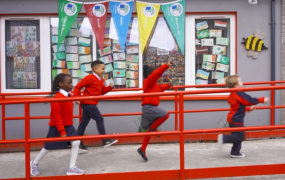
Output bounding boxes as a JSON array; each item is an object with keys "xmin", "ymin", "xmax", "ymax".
[
  {"xmin": 81, "ymin": 63, "xmax": 92, "ymax": 71},
  {"xmin": 114, "ymin": 61, "xmax": 126, "ymax": 69},
  {"xmin": 98, "ymin": 46, "xmax": 112, "ymax": 56},
  {"xmin": 80, "ymin": 71, "xmax": 90, "ymax": 79},
  {"xmin": 68, "ymin": 29, "xmax": 79, "ymax": 37},
  {"xmin": 196, "ymin": 21, "xmax": 209, "ymax": 31},
  {"xmin": 217, "ymin": 78, "xmax": 225, "ymax": 84},
  {"xmin": 99, "ymin": 55, "xmax": 113, "ymax": 64},
  {"xmin": 113, "ymin": 70, "xmax": 126, "ymax": 78},
  {"xmin": 105, "ymin": 78, "xmax": 114, "ymax": 86},
  {"xmin": 203, "ymin": 54, "xmax": 216, "ymax": 62},
  {"xmin": 79, "ymin": 55, "xmax": 92, "ymax": 64},
  {"xmin": 53, "ymin": 60, "xmax": 65, "ymax": 68},
  {"xmin": 53, "ymin": 52, "xmax": 66, "ymax": 60},
  {"xmin": 196, "ymin": 46, "xmax": 208, "ymax": 55},
  {"xmin": 67, "ymin": 61, "xmax": 80, "ymax": 69},
  {"xmin": 201, "ymin": 39, "xmax": 214, "ymax": 46},
  {"xmin": 66, "ymin": 37, "xmax": 78, "ymax": 45},
  {"xmin": 78, "ymin": 37, "xmax": 91, "ymax": 46},
  {"xmin": 52, "ymin": 36, "xmax": 58, "ymax": 44},
  {"xmin": 66, "ymin": 54, "xmax": 79, "ymax": 61},
  {"xmin": 72, "ymin": 78, "xmax": 79, "ymax": 86},
  {"xmin": 214, "ymin": 20, "xmax": 227, "ymax": 28},
  {"xmin": 51, "ymin": 27, "xmax": 58, "ymax": 35},
  {"xmin": 126, "ymin": 54, "xmax": 139, "ymax": 62},
  {"xmin": 126, "ymin": 71, "xmax": 138, "ymax": 79},
  {"xmin": 52, "ymin": 69, "xmax": 68, "ymax": 80},
  {"xmin": 216, "ymin": 37, "xmax": 229, "ymax": 46},
  {"xmin": 71, "ymin": 21, "xmax": 78, "ymax": 28},
  {"xmin": 127, "ymin": 62, "xmax": 139, "ymax": 71},
  {"xmin": 70, "ymin": 70, "xmax": 81, "ymax": 78},
  {"xmin": 216, "ymin": 55, "xmax": 229, "ymax": 64},
  {"xmin": 126, "ymin": 80, "xmax": 139, "ymax": 87},
  {"xmin": 104, "ymin": 39, "xmax": 111, "ymax": 47},
  {"xmin": 66, "ymin": 46, "xmax": 78, "ymax": 53},
  {"xmin": 78, "ymin": 46, "xmax": 90, "ymax": 54},
  {"xmin": 212, "ymin": 71, "xmax": 225, "ymax": 79},
  {"xmin": 126, "ymin": 45, "xmax": 139, "ymax": 54},
  {"xmin": 195, "ymin": 39, "xmax": 201, "ymax": 45},
  {"xmin": 196, "ymin": 79, "xmax": 208, "ymax": 85},
  {"xmin": 79, "ymin": 29, "xmax": 90, "ymax": 37},
  {"xmin": 197, "ymin": 29, "xmax": 209, "ymax": 39},
  {"xmin": 216, "ymin": 63, "xmax": 229, "ymax": 72},
  {"xmin": 212, "ymin": 45, "xmax": 226, "ymax": 55},
  {"xmin": 157, "ymin": 48, "xmax": 169, "ymax": 55},
  {"xmin": 113, "ymin": 53, "xmax": 126, "ymax": 61},
  {"xmin": 202, "ymin": 62, "xmax": 215, "ymax": 71},
  {"xmin": 196, "ymin": 69, "xmax": 210, "ymax": 80},
  {"xmin": 105, "ymin": 63, "xmax": 114, "ymax": 73},
  {"xmin": 113, "ymin": 44, "xmax": 123, "ymax": 53},
  {"xmin": 114, "ymin": 78, "xmax": 126, "ymax": 85},
  {"xmin": 209, "ymin": 29, "xmax": 222, "ymax": 37},
  {"xmin": 113, "ymin": 39, "xmax": 119, "ymax": 44},
  {"xmin": 54, "ymin": 44, "xmax": 64, "ymax": 54}
]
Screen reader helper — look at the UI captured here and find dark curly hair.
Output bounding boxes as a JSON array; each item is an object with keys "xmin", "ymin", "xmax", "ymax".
[{"xmin": 143, "ymin": 65, "xmax": 154, "ymax": 79}]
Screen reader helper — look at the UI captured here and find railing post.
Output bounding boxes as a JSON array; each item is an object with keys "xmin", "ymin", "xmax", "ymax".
[
  {"xmin": 271, "ymin": 82, "xmax": 275, "ymax": 125},
  {"xmin": 2, "ymin": 95, "xmax": 6, "ymax": 141},
  {"xmin": 175, "ymin": 87, "xmax": 178, "ymax": 131},
  {"xmin": 179, "ymin": 94, "xmax": 185, "ymax": 180},
  {"xmin": 24, "ymin": 103, "xmax": 31, "ymax": 180}
]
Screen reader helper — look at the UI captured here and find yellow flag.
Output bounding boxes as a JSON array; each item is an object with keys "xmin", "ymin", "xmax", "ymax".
[{"xmin": 136, "ymin": 1, "xmax": 160, "ymax": 53}]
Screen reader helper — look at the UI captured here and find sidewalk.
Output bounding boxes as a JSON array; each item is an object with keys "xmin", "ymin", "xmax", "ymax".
[{"xmin": 1, "ymin": 138, "xmax": 285, "ymax": 179}]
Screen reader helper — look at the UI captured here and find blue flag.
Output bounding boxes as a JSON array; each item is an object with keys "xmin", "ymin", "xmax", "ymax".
[{"xmin": 110, "ymin": 1, "xmax": 133, "ymax": 51}]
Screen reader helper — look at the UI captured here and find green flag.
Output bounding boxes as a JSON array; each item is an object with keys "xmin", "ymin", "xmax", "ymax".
[
  {"xmin": 161, "ymin": 0, "xmax": 185, "ymax": 55},
  {"xmin": 57, "ymin": 0, "xmax": 82, "ymax": 49}
]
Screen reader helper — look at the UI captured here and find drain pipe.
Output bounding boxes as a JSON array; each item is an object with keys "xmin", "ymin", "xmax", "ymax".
[{"xmin": 271, "ymin": 0, "xmax": 275, "ymax": 81}]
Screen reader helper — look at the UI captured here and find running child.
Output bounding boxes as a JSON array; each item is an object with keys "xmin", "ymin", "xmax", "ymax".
[
  {"xmin": 137, "ymin": 61, "xmax": 173, "ymax": 161},
  {"xmin": 217, "ymin": 74, "xmax": 269, "ymax": 158},
  {"xmin": 30, "ymin": 73, "xmax": 85, "ymax": 176}
]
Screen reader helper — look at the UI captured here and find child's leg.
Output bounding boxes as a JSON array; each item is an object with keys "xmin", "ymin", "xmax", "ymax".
[
  {"xmin": 230, "ymin": 131, "xmax": 245, "ymax": 155},
  {"xmin": 141, "ymin": 130, "xmax": 151, "ymax": 152},
  {"xmin": 33, "ymin": 148, "xmax": 49, "ymax": 164},
  {"xmin": 69, "ymin": 140, "xmax": 80, "ymax": 168},
  {"xmin": 77, "ymin": 105, "xmax": 92, "ymax": 136}
]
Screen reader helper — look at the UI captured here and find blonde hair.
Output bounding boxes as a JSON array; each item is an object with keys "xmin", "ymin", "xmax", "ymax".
[{"xmin": 225, "ymin": 75, "xmax": 240, "ymax": 88}]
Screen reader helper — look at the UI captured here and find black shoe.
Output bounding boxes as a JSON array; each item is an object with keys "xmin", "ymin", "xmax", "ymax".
[
  {"xmin": 103, "ymin": 139, "xmax": 118, "ymax": 148},
  {"xmin": 79, "ymin": 142, "xmax": 88, "ymax": 154},
  {"xmin": 137, "ymin": 148, "xmax": 148, "ymax": 161}
]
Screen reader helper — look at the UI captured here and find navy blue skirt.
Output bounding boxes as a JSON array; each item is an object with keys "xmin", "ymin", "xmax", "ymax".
[{"xmin": 44, "ymin": 125, "xmax": 77, "ymax": 150}]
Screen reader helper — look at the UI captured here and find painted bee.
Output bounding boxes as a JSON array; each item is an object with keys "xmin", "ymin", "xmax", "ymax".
[{"xmin": 241, "ymin": 29, "xmax": 268, "ymax": 59}]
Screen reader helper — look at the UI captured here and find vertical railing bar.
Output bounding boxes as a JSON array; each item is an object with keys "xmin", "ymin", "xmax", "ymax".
[
  {"xmin": 271, "ymin": 82, "xmax": 275, "ymax": 126},
  {"xmin": 175, "ymin": 87, "xmax": 178, "ymax": 131},
  {"xmin": 24, "ymin": 102, "xmax": 31, "ymax": 180},
  {"xmin": 179, "ymin": 93, "xmax": 185, "ymax": 180},
  {"xmin": 2, "ymin": 95, "xmax": 6, "ymax": 141}
]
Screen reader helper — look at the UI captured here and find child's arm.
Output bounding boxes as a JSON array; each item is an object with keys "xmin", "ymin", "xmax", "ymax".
[
  {"xmin": 159, "ymin": 83, "xmax": 171, "ymax": 92},
  {"xmin": 236, "ymin": 92, "xmax": 269, "ymax": 106},
  {"xmin": 51, "ymin": 102, "xmax": 66, "ymax": 136},
  {"xmin": 101, "ymin": 81, "xmax": 113, "ymax": 95},
  {"xmin": 145, "ymin": 64, "xmax": 169, "ymax": 88}
]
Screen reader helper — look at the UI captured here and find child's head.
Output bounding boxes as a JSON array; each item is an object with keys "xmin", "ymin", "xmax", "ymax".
[
  {"xmin": 52, "ymin": 73, "xmax": 72, "ymax": 92},
  {"xmin": 91, "ymin": 60, "xmax": 105, "ymax": 78},
  {"xmin": 225, "ymin": 75, "xmax": 243, "ymax": 88},
  {"xmin": 143, "ymin": 65, "xmax": 154, "ymax": 79}
]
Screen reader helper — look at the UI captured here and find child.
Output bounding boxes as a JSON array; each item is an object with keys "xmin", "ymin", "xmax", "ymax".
[
  {"xmin": 217, "ymin": 75, "xmax": 269, "ymax": 158},
  {"xmin": 30, "ymin": 73, "xmax": 85, "ymax": 176},
  {"xmin": 137, "ymin": 61, "xmax": 173, "ymax": 161},
  {"xmin": 73, "ymin": 60, "xmax": 117, "ymax": 150}
]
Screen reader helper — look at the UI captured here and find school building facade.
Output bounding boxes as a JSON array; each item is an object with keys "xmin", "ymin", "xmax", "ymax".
[{"xmin": 0, "ymin": 0, "xmax": 284, "ymax": 145}]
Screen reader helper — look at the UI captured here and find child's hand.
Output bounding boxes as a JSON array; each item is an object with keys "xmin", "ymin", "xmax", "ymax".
[
  {"xmin": 61, "ymin": 134, "xmax": 67, "ymax": 137},
  {"xmin": 75, "ymin": 101, "xmax": 80, "ymax": 105},
  {"xmin": 248, "ymin": 106, "xmax": 255, "ymax": 112},
  {"xmin": 264, "ymin": 97, "xmax": 269, "ymax": 103},
  {"xmin": 167, "ymin": 60, "xmax": 173, "ymax": 67},
  {"xmin": 109, "ymin": 82, "xmax": 114, "ymax": 88}
]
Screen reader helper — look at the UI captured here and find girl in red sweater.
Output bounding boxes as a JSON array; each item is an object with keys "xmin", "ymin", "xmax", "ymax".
[
  {"xmin": 137, "ymin": 61, "xmax": 173, "ymax": 161},
  {"xmin": 30, "ymin": 73, "xmax": 85, "ymax": 176}
]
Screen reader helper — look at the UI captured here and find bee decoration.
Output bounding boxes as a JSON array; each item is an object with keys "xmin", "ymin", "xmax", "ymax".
[{"xmin": 241, "ymin": 29, "xmax": 268, "ymax": 59}]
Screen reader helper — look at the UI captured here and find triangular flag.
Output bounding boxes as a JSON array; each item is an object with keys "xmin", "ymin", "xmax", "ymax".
[
  {"xmin": 161, "ymin": 0, "xmax": 185, "ymax": 55},
  {"xmin": 84, "ymin": 2, "xmax": 109, "ymax": 51},
  {"xmin": 136, "ymin": 1, "xmax": 160, "ymax": 53},
  {"xmin": 58, "ymin": 0, "xmax": 82, "ymax": 49},
  {"xmin": 110, "ymin": 1, "xmax": 133, "ymax": 52}
]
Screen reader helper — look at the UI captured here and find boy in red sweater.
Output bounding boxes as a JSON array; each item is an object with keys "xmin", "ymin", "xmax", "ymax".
[
  {"xmin": 73, "ymin": 60, "xmax": 117, "ymax": 151},
  {"xmin": 217, "ymin": 75, "xmax": 269, "ymax": 158},
  {"xmin": 30, "ymin": 73, "xmax": 85, "ymax": 176},
  {"xmin": 137, "ymin": 61, "xmax": 173, "ymax": 161}
]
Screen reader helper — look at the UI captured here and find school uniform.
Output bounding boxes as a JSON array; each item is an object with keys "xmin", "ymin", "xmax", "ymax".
[
  {"xmin": 223, "ymin": 91, "xmax": 265, "ymax": 155},
  {"xmin": 44, "ymin": 89, "xmax": 77, "ymax": 150}
]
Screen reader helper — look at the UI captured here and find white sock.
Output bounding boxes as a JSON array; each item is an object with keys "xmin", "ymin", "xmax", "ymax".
[
  {"xmin": 33, "ymin": 148, "xmax": 49, "ymax": 164},
  {"xmin": 69, "ymin": 140, "xmax": 80, "ymax": 168}
]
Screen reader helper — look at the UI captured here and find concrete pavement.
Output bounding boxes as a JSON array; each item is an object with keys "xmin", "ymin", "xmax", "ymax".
[{"xmin": 1, "ymin": 138, "xmax": 285, "ymax": 179}]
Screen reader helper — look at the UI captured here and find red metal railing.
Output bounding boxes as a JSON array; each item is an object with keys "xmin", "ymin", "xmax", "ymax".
[{"xmin": 1, "ymin": 81, "xmax": 285, "ymax": 179}]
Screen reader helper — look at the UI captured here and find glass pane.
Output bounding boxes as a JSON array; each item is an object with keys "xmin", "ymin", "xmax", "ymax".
[
  {"xmin": 143, "ymin": 17, "xmax": 185, "ymax": 89},
  {"xmin": 50, "ymin": 17, "xmax": 93, "ymax": 87},
  {"xmin": 5, "ymin": 20, "xmax": 40, "ymax": 89},
  {"xmin": 97, "ymin": 17, "xmax": 140, "ymax": 89},
  {"xmin": 195, "ymin": 18, "xmax": 231, "ymax": 86}
]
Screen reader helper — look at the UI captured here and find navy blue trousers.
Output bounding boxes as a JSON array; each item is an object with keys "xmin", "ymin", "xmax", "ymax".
[
  {"xmin": 77, "ymin": 104, "xmax": 106, "ymax": 136},
  {"xmin": 223, "ymin": 123, "xmax": 245, "ymax": 155}
]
